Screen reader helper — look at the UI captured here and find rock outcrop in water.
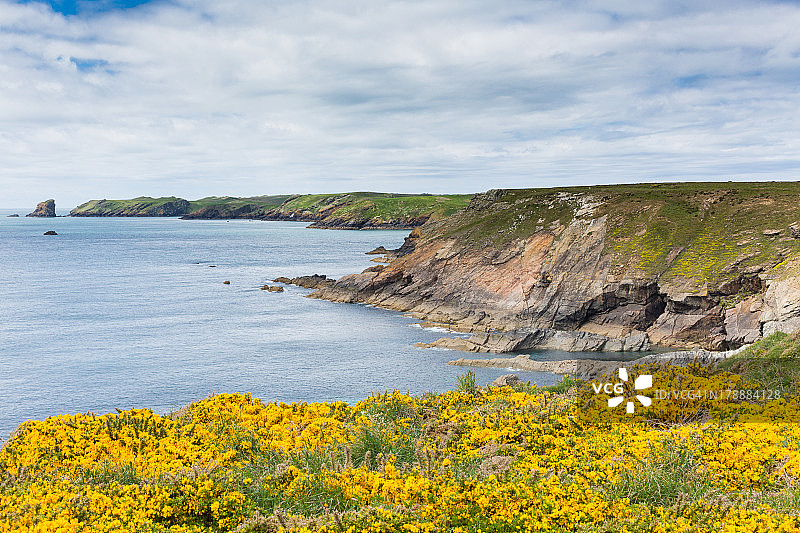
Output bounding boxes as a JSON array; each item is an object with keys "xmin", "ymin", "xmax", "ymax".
[
  {"xmin": 260, "ymin": 285, "xmax": 284, "ymax": 292},
  {"xmin": 308, "ymin": 183, "xmax": 800, "ymax": 351},
  {"xmin": 27, "ymin": 200, "xmax": 56, "ymax": 218}
]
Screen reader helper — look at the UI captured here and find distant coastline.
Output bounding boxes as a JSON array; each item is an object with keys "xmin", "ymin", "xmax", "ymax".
[{"xmin": 68, "ymin": 192, "xmax": 472, "ymax": 229}]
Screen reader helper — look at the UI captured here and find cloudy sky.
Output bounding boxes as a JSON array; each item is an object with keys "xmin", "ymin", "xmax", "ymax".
[{"xmin": 2, "ymin": 0, "xmax": 800, "ymax": 208}]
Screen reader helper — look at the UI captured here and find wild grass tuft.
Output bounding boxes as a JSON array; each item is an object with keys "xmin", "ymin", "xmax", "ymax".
[
  {"xmin": 542, "ymin": 375, "xmax": 579, "ymax": 394},
  {"xmin": 456, "ymin": 370, "xmax": 477, "ymax": 395},
  {"xmin": 606, "ymin": 439, "xmax": 714, "ymax": 507},
  {"xmin": 718, "ymin": 331, "xmax": 800, "ymax": 396}
]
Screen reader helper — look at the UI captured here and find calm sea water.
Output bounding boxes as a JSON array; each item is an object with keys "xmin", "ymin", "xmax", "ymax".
[{"xmin": 0, "ymin": 210, "xmax": 629, "ymax": 439}]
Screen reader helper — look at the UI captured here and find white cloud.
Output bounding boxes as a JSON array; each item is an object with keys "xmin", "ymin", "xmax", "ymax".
[{"xmin": 2, "ymin": 0, "xmax": 800, "ymax": 207}]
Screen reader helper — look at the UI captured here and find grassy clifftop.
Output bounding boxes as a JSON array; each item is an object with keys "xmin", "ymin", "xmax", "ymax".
[
  {"xmin": 270, "ymin": 192, "xmax": 471, "ymax": 228},
  {"xmin": 70, "ymin": 193, "xmax": 472, "ymax": 228},
  {"xmin": 426, "ymin": 181, "xmax": 800, "ymax": 288},
  {"xmin": 189, "ymin": 195, "xmax": 293, "ymax": 212}
]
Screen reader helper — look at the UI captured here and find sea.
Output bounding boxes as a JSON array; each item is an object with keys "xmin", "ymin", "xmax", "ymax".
[{"xmin": 0, "ymin": 209, "xmax": 634, "ymax": 439}]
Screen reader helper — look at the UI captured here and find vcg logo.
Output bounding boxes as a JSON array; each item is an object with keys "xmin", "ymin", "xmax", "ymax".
[{"xmin": 591, "ymin": 368, "xmax": 653, "ymax": 414}]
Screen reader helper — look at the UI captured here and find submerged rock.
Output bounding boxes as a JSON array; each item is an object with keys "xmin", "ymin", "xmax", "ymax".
[
  {"xmin": 7, "ymin": 214, "xmax": 19, "ymax": 217},
  {"xmin": 27, "ymin": 200, "xmax": 56, "ymax": 218},
  {"xmin": 43, "ymin": 230, "xmax": 58, "ymax": 235}
]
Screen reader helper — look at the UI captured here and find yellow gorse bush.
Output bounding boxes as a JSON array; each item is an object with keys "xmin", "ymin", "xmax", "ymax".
[{"xmin": 1, "ymin": 366, "xmax": 800, "ymax": 532}]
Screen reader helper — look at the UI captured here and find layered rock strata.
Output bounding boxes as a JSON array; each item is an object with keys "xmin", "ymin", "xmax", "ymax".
[{"xmin": 306, "ymin": 183, "xmax": 800, "ymax": 351}]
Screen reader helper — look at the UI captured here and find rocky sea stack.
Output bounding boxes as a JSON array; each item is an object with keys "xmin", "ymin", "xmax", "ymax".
[{"xmin": 27, "ymin": 199, "xmax": 56, "ymax": 218}]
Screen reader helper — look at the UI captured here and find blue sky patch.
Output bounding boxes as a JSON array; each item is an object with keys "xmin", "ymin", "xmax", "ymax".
[
  {"xmin": 674, "ymin": 74, "xmax": 709, "ymax": 88},
  {"xmin": 17, "ymin": 0, "xmax": 157, "ymax": 16},
  {"xmin": 70, "ymin": 57, "xmax": 110, "ymax": 71}
]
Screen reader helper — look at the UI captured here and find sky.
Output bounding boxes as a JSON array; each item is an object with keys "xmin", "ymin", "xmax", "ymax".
[{"xmin": 2, "ymin": 0, "xmax": 800, "ymax": 208}]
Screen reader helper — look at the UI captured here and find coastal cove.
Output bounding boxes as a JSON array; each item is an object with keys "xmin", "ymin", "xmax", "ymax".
[{"xmin": 0, "ymin": 213, "xmax": 631, "ymax": 439}]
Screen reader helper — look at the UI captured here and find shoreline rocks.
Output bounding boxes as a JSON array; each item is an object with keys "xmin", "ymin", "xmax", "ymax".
[
  {"xmin": 275, "ymin": 274, "xmax": 335, "ymax": 290},
  {"xmin": 448, "ymin": 344, "xmax": 751, "ymax": 379},
  {"xmin": 366, "ymin": 246, "xmax": 389, "ymax": 255},
  {"xmin": 448, "ymin": 355, "xmax": 623, "ymax": 378},
  {"xmin": 417, "ymin": 328, "xmax": 651, "ymax": 353}
]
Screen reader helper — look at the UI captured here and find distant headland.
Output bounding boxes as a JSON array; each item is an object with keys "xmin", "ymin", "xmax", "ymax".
[{"xmin": 67, "ymin": 192, "xmax": 472, "ymax": 229}]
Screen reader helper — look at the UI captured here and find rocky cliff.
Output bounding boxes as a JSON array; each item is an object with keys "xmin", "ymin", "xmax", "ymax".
[
  {"xmin": 26, "ymin": 199, "xmax": 56, "ymax": 217},
  {"xmin": 308, "ymin": 182, "xmax": 800, "ymax": 351}
]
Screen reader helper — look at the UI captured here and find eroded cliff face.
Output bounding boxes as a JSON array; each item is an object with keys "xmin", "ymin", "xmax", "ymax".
[{"xmin": 309, "ymin": 183, "xmax": 800, "ymax": 350}]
